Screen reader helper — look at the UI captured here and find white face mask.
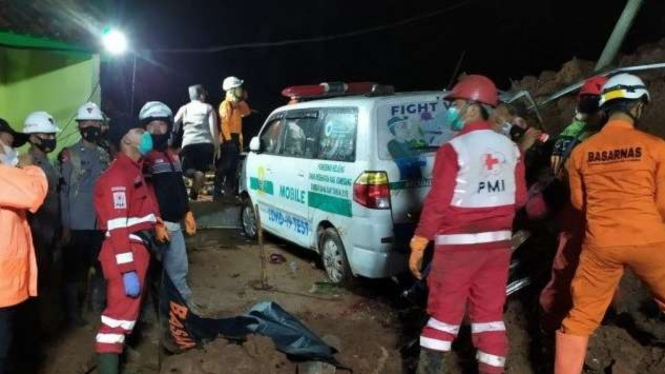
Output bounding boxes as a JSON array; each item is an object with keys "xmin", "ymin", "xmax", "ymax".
[{"xmin": 0, "ymin": 139, "xmax": 18, "ymax": 167}]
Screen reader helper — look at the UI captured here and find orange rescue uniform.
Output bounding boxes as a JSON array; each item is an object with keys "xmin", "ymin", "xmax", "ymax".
[
  {"xmin": 562, "ymin": 119, "xmax": 665, "ymax": 335},
  {"xmin": 0, "ymin": 165, "xmax": 47, "ymax": 308},
  {"xmin": 218, "ymin": 99, "xmax": 251, "ymax": 145}
]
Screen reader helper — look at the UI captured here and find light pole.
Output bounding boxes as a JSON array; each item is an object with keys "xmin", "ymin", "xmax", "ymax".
[{"xmin": 102, "ymin": 27, "xmax": 138, "ymax": 114}]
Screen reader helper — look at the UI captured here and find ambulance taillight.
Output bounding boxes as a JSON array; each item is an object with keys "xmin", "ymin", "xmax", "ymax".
[{"xmin": 353, "ymin": 172, "xmax": 391, "ymax": 209}]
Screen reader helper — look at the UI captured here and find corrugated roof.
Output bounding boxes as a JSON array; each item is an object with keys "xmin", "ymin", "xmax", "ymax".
[{"xmin": 0, "ymin": 0, "xmax": 106, "ymax": 50}]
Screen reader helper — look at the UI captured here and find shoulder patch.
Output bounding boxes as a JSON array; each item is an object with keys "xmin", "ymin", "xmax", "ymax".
[{"xmin": 113, "ymin": 191, "xmax": 127, "ymax": 209}]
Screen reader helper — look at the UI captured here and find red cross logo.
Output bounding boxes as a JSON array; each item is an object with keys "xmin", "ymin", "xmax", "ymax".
[{"xmin": 485, "ymin": 154, "xmax": 500, "ymax": 171}]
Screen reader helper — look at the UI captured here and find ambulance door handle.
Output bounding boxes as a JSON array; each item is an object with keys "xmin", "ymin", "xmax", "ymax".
[{"xmin": 297, "ymin": 171, "xmax": 306, "ymax": 178}]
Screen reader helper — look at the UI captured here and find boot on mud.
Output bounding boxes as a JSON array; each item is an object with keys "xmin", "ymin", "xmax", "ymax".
[
  {"xmin": 554, "ymin": 331, "xmax": 588, "ymax": 374},
  {"xmin": 97, "ymin": 353, "xmax": 120, "ymax": 374},
  {"xmin": 65, "ymin": 283, "xmax": 87, "ymax": 327},
  {"xmin": 416, "ymin": 348, "xmax": 446, "ymax": 374}
]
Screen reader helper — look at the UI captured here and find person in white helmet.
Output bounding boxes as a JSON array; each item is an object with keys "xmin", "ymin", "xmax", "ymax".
[
  {"xmin": 174, "ymin": 84, "xmax": 218, "ymax": 201},
  {"xmin": 140, "ymin": 102, "xmax": 197, "ymax": 303},
  {"xmin": 216, "ymin": 76, "xmax": 251, "ymax": 199},
  {"xmin": 58, "ymin": 102, "xmax": 111, "ymax": 325},
  {"xmin": 23, "ymin": 112, "xmax": 61, "ymax": 290}
]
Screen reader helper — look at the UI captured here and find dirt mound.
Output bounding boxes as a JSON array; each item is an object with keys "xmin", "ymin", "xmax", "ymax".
[
  {"xmin": 510, "ymin": 37, "xmax": 665, "ymax": 136},
  {"xmin": 160, "ymin": 335, "xmax": 295, "ymax": 374}
]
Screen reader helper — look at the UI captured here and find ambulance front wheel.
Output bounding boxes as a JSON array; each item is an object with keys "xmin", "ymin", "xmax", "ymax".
[
  {"xmin": 241, "ymin": 199, "xmax": 258, "ymax": 239},
  {"xmin": 320, "ymin": 228, "xmax": 353, "ymax": 286}
]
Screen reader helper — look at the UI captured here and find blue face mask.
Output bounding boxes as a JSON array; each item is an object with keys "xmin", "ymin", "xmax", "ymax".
[
  {"xmin": 447, "ymin": 106, "xmax": 465, "ymax": 131},
  {"xmin": 138, "ymin": 132, "xmax": 153, "ymax": 155}
]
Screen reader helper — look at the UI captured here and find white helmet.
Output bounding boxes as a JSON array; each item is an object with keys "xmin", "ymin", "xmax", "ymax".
[
  {"xmin": 23, "ymin": 111, "xmax": 60, "ymax": 134},
  {"xmin": 599, "ymin": 73, "xmax": 650, "ymax": 107},
  {"xmin": 76, "ymin": 102, "xmax": 105, "ymax": 121},
  {"xmin": 139, "ymin": 101, "xmax": 173, "ymax": 122},
  {"xmin": 222, "ymin": 76, "xmax": 243, "ymax": 91}
]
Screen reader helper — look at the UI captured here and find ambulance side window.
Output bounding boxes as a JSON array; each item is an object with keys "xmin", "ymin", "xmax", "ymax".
[
  {"xmin": 317, "ymin": 108, "xmax": 358, "ymax": 162},
  {"xmin": 260, "ymin": 119, "xmax": 284, "ymax": 154},
  {"xmin": 280, "ymin": 116, "xmax": 319, "ymax": 158}
]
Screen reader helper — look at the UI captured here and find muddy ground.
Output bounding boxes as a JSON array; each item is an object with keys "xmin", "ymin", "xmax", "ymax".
[{"xmin": 29, "ymin": 227, "xmax": 665, "ymax": 374}]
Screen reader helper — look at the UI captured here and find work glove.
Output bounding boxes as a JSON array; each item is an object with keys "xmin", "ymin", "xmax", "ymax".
[
  {"xmin": 155, "ymin": 218, "xmax": 171, "ymax": 244},
  {"xmin": 184, "ymin": 211, "xmax": 197, "ymax": 236},
  {"xmin": 409, "ymin": 236, "xmax": 429, "ymax": 280},
  {"xmin": 122, "ymin": 272, "xmax": 141, "ymax": 298}
]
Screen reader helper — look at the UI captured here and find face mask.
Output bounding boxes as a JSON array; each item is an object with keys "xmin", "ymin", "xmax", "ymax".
[
  {"xmin": 151, "ymin": 133, "xmax": 170, "ymax": 150},
  {"xmin": 138, "ymin": 132, "xmax": 153, "ymax": 155},
  {"xmin": 34, "ymin": 138, "xmax": 56, "ymax": 154},
  {"xmin": 81, "ymin": 127, "xmax": 101, "ymax": 142},
  {"xmin": 447, "ymin": 106, "xmax": 465, "ymax": 131},
  {"xmin": 0, "ymin": 140, "xmax": 18, "ymax": 166}
]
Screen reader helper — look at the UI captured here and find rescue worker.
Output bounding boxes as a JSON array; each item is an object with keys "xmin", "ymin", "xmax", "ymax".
[
  {"xmin": 23, "ymin": 112, "xmax": 61, "ymax": 289},
  {"xmin": 555, "ymin": 73, "xmax": 665, "ymax": 373},
  {"xmin": 174, "ymin": 84, "xmax": 218, "ymax": 201},
  {"xmin": 216, "ymin": 76, "xmax": 251, "ymax": 199},
  {"xmin": 93, "ymin": 122, "xmax": 162, "ymax": 374},
  {"xmin": 409, "ymin": 75, "xmax": 527, "ymax": 374},
  {"xmin": 538, "ymin": 76, "xmax": 608, "ymax": 333},
  {"xmin": 140, "ymin": 101, "xmax": 197, "ymax": 305},
  {"xmin": 0, "ymin": 141, "xmax": 47, "ymax": 374},
  {"xmin": 0, "ymin": 117, "xmax": 29, "ymax": 164},
  {"xmin": 59, "ymin": 102, "xmax": 111, "ymax": 324}
]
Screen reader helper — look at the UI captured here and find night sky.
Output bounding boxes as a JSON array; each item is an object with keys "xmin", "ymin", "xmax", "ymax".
[{"xmin": 101, "ymin": 0, "xmax": 665, "ymax": 138}]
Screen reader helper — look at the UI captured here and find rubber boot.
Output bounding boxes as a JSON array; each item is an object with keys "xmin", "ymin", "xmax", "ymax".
[
  {"xmin": 416, "ymin": 348, "xmax": 446, "ymax": 374},
  {"xmin": 65, "ymin": 283, "xmax": 87, "ymax": 327},
  {"xmin": 554, "ymin": 331, "xmax": 588, "ymax": 374},
  {"xmin": 97, "ymin": 353, "xmax": 120, "ymax": 374}
]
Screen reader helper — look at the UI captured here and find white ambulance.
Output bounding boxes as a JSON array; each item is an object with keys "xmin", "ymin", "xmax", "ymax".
[{"xmin": 239, "ymin": 82, "xmax": 458, "ymax": 284}]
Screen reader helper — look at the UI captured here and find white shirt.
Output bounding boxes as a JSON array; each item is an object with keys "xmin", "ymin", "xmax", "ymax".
[{"xmin": 174, "ymin": 100, "xmax": 219, "ymax": 149}]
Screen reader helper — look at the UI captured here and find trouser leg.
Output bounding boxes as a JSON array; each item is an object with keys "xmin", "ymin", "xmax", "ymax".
[
  {"xmin": 96, "ymin": 242, "xmax": 150, "ymax": 354},
  {"xmin": 561, "ymin": 244, "xmax": 624, "ymax": 336},
  {"xmin": 420, "ymin": 249, "xmax": 474, "ymax": 352},
  {"xmin": 87, "ymin": 231, "xmax": 107, "ymax": 313},
  {"xmin": 468, "ymin": 248, "xmax": 511, "ymax": 374},
  {"xmin": 63, "ymin": 231, "xmax": 88, "ymax": 325},
  {"xmin": 539, "ymin": 230, "xmax": 583, "ymax": 332},
  {"xmin": 222, "ymin": 141, "xmax": 239, "ymax": 196},
  {"xmin": 162, "ymin": 223, "xmax": 191, "ymax": 301},
  {"xmin": 0, "ymin": 305, "xmax": 17, "ymax": 374}
]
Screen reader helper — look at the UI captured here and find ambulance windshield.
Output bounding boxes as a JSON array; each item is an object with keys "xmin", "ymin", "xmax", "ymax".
[{"xmin": 377, "ymin": 98, "xmax": 456, "ymax": 160}]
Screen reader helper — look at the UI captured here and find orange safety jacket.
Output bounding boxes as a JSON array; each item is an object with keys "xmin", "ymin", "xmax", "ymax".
[
  {"xmin": 218, "ymin": 99, "xmax": 251, "ymax": 145},
  {"xmin": 567, "ymin": 119, "xmax": 665, "ymax": 247},
  {"xmin": 0, "ymin": 164, "xmax": 47, "ymax": 307}
]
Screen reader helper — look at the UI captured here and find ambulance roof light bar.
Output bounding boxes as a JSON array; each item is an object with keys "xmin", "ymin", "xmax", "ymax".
[{"xmin": 282, "ymin": 81, "xmax": 394, "ymax": 102}]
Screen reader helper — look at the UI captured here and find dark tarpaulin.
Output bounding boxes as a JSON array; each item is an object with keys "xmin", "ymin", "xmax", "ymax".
[{"xmin": 159, "ymin": 273, "xmax": 344, "ymax": 367}]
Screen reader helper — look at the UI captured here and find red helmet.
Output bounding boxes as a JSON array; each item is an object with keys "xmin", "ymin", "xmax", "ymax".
[
  {"xmin": 578, "ymin": 75, "xmax": 608, "ymax": 99},
  {"xmin": 445, "ymin": 74, "xmax": 498, "ymax": 107}
]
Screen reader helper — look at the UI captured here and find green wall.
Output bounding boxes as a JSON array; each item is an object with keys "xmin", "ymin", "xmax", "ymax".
[{"xmin": 0, "ymin": 45, "xmax": 100, "ymax": 156}]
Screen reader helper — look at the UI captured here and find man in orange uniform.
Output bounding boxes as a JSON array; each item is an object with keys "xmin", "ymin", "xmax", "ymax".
[
  {"xmin": 555, "ymin": 73, "xmax": 665, "ymax": 373},
  {"xmin": 215, "ymin": 76, "xmax": 251, "ymax": 198},
  {"xmin": 0, "ymin": 119, "xmax": 47, "ymax": 374}
]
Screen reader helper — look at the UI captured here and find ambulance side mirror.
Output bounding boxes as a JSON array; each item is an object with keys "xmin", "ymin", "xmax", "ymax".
[{"xmin": 249, "ymin": 137, "xmax": 261, "ymax": 153}]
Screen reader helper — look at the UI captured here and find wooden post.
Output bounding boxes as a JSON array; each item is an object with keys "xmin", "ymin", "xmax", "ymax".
[{"xmin": 255, "ymin": 204, "xmax": 269, "ymax": 289}]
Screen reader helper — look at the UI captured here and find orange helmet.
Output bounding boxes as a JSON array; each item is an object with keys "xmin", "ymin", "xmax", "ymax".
[{"xmin": 445, "ymin": 75, "xmax": 499, "ymax": 107}]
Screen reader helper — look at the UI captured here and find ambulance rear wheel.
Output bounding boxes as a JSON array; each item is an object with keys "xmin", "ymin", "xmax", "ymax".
[
  {"xmin": 320, "ymin": 228, "xmax": 353, "ymax": 286},
  {"xmin": 241, "ymin": 199, "xmax": 258, "ymax": 240}
]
